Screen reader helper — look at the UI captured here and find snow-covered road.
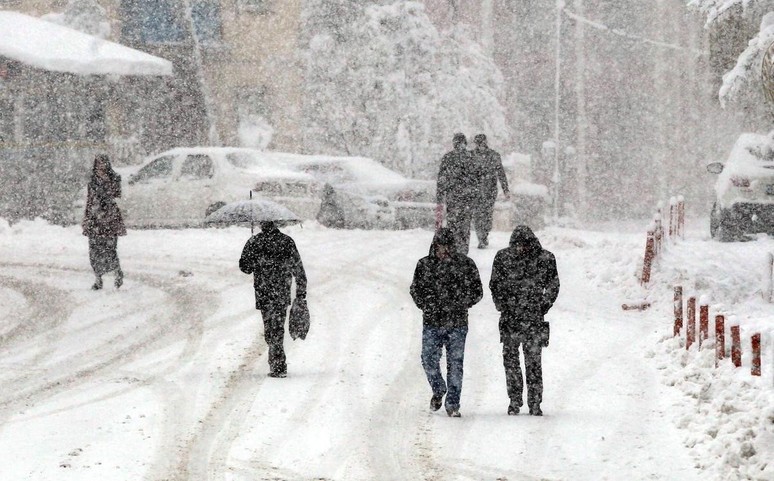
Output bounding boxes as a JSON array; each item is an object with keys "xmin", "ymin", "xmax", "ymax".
[{"xmin": 0, "ymin": 220, "xmax": 771, "ymax": 480}]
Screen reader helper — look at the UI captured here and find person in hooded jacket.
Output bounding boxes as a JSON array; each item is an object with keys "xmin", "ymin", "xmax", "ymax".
[
  {"xmin": 82, "ymin": 154, "xmax": 126, "ymax": 290},
  {"xmin": 489, "ymin": 225, "xmax": 559, "ymax": 416},
  {"xmin": 240, "ymin": 221, "xmax": 307, "ymax": 378},
  {"xmin": 436, "ymin": 133, "xmax": 478, "ymax": 254},
  {"xmin": 410, "ymin": 228, "xmax": 483, "ymax": 417},
  {"xmin": 471, "ymin": 134, "xmax": 510, "ymax": 249}
]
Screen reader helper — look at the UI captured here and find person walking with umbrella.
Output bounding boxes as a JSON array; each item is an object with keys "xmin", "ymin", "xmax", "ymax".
[
  {"xmin": 239, "ymin": 221, "xmax": 308, "ymax": 378},
  {"xmin": 82, "ymin": 154, "xmax": 126, "ymax": 290},
  {"xmin": 410, "ymin": 228, "xmax": 482, "ymax": 417}
]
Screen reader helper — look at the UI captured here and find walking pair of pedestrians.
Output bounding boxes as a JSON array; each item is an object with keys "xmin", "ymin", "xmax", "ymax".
[
  {"xmin": 436, "ymin": 133, "xmax": 510, "ymax": 254},
  {"xmin": 410, "ymin": 225, "xmax": 560, "ymax": 418}
]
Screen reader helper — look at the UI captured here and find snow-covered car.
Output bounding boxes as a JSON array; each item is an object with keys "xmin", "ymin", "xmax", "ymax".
[
  {"xmin": 271, "ymin": 154, "xmax": 421, "ymax": 229},
  {"xmin": 117, "ymin": 147, "xmax": 319, "ymax": 228},
  {"xmin": 707, "ymin": 132, "xmax": 774, "ymax": 241},
  {"xmin": 316, "ymin": 184, "xmax": 395, "ymax": 229}
]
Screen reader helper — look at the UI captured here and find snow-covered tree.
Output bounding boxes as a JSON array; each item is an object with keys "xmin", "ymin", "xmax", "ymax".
[
  {"xmin": 689, "ymin": 0, "xmax": 774, "ymax": 108},
  {"xmin": 42, "ymin": 0, "xmax": 111, "ymax": 39},
  {"xmin": 301, "ymin": 1, "xmax": 510, "ymax": 178}
]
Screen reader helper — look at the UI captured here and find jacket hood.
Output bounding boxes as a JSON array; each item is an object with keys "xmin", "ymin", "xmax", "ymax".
[
  {"xmin": 429, "ymin": 227, "xmax": 456, "ymax": 256},
  {"xmin": 509, "ymin": 225, "xmax": 542, "ymax": 256}
]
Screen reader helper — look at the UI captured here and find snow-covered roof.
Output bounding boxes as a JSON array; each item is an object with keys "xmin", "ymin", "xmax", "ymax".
[{"xmin": 0, "ymin": 11, "xmax": 172, "ymax": 76}]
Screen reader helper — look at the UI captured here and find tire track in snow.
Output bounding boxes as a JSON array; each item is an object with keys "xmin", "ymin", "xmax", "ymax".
[
  {"xmin": 0, "ymin": 263, "xmax": 216, "ymax": 435},
  {"xmin": 179, "ymin": 233, "xmax": 440, "ymax": 481},
  {"xmin": 180, "ymin": 234, "xmax": 391, "ymax": 480}
]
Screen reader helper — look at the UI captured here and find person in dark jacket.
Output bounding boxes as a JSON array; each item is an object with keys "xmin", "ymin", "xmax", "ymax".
[
  {"xmin": 471, "ymin": 134, "xmax": 510, "ymax": 249},
  {"xmin": 410, "ymin": 228, "xmax": 483, "ymax": 417},
  {"xmin": 436, "ymin": 133, "xmax": 478, "ymax": 254},
  {"xmin": 239, "ymin": 221, "xmax": 308, "ymax": 378},
  {"xmin": 489, "ymin": 225, "xmax": 559, "ymax": 416},
  {"xmin": 82, "ymin": 154, "xmax": 126, "ymax": 290}
]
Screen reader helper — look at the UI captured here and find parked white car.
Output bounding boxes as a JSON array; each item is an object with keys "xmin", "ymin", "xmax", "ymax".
[
  {"xmin": 120, "ymin": 147, "xmax": 318, "ymax": 228},
  {"xmin": 264, "ymin": 154, "xmax": 419, "ymax": 229},
  {"xmin": 707, "ymin": 132, "xmax": 774, "ymax": 241}
]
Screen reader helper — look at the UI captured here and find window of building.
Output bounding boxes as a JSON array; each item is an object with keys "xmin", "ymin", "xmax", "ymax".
[
  {"xmin": 191, "ymin": 1, "xmax": 222, "ymax": 44},
  {"xmin": 121, "ymin": 0, "xmax": 221, "ymax": 45},
  {"xmin": 238, "ymin": 0, "xmax": 273, "ymax": 14}
]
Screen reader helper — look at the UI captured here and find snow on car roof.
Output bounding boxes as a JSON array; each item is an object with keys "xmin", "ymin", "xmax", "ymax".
[
  {"xmin": 149, "ymin": 147, "xmax": 314, "ymax": 182},
  {"xmin": 724, "ymin": 132, "xmax": 774, "ymax": 176},
  {"xmin": 0, "ymin": 11, "xmax": 172, "ymax": 76},
  {"xmin": 150, "ymin": 148, "xmax": 411, "ymax": 185}
]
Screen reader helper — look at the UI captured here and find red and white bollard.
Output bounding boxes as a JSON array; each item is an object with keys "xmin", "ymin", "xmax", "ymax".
[
  {"xmin": 731, "ymin": 325, "xmax": 741, "ymax": 367},
  {"xmin": 752, "ymin": 333, "xmax": 762, "ymax": 377},
  {"xmin": 641, "ymin": 230, "xmax": 655, "ymax": 285},
  {"xmin": 686, "ymin": 297, "xmax": 696, "ymax": 350},
  {"xmin": 699, "ymin": 304, "xmax": 709, "ymax": 347},
  {"xmin": 673, "ymin": 286, "xmax": 683, "ymax": 337},
  {"xmin": 715, "ymin": 315, "xmax": 725, "ymax": 367}
]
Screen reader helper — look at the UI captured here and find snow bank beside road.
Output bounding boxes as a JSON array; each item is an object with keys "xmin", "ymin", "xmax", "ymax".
[{"xmin": 632, "ymin": 228, "xmax": 774, "ymax": 481}]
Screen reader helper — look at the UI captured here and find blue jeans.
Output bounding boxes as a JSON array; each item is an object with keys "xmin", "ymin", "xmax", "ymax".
[{"xmin": 421, "ymin": 325, "xmax": 468, "ymax": 410}]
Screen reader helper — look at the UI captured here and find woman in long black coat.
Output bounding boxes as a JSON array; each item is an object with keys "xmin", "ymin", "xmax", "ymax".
[{"xmin": 82, "ymin": 154, "xmax": 126, "ymax": 290}]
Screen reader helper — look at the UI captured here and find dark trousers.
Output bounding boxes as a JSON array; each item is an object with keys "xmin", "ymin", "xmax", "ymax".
[
  {"xmin": 89, "ymin": 236, "xmax": 121, "ymax": 276},
  {"xmin": 446, "ymin": 203, "xmax": 474, "ymax": 254},
  {"xmin": 502, "ymin": 331, "xmax": 543, "ymax": 407},
  {"xmin": 421, "ymin": 325, "xmax": 468, "ymax": 410},
  {"xmin": 261, "ymin": 304, "xmax": 288, "ymax": 374},
  {"xmin": 474, "ymin": 193, "xmax": 497, "ymax": 243}
]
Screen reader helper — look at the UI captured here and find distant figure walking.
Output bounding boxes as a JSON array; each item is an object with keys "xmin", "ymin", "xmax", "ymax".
[
  {"xmin": 82, "ymin": 154, "xmax": 126, "ymax": 290},
  {"xmin": 471, "ymin": 134, "xmax": 510, "ymax": 249},
  {"xmin": 489, "ymin": 225, "xmax": 559, "ymax": 416},
  {"xmin": 239, "ymin": 221, "xmax": 307, "ymax": 378},
  {"xmin": 436, "ymin": 133, "xmax": 478, "ymax": 254},
  {"xmin": 410, "ymin": 228, "xmax": 483, "ymax": 417}
]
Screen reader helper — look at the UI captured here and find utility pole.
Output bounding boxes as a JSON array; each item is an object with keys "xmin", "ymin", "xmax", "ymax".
[
  {"xmin": 481, "ymin": 0, "xmax": 494, "ymax": 55},
  {"xmin": 553, "ymin": 0, "xmax": 564, "ymax": 220},
  {"xmin": 181, "ymin": 0, "xmax": 220, "ymax": 146},
  {"xmin": 574, "ymin": 0, "xmax": 587, "ymax": 220}
]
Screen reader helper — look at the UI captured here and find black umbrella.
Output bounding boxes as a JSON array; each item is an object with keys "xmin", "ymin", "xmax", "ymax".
[{"xmin": 203, "ymin": 199, "xmax": 302, "ymax": 229}]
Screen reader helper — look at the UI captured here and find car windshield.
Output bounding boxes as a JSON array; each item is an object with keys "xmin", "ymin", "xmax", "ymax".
[
  {"xmin": 132, "ymin": 155, "xmax": 174, "ymax": 183},
  {"xmin": 181, "ymin": 154, "xmax": 214, "ymax": 179},
  {"xmin": 300, "ymin": 162, "xmax": 353, "ymax": 184},
  {"xmin": 226, "ymin": 152, "xmax": 260, "ymax": 169}
]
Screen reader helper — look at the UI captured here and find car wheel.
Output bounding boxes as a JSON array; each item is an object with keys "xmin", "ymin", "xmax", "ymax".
[{"xmin": 205, "ymin": 201, "xmax": 226, "ymax": 218}]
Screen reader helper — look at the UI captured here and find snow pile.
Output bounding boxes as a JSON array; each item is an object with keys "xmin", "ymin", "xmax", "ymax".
[{"xmin": 644, "ymin": 235, "xmax": 774, "ymax": 480}]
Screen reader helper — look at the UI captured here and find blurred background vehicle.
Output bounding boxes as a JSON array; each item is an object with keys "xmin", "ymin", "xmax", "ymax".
[{"xmin": 707, "ymin": 132, "xmax": 774, "ymax": 241}]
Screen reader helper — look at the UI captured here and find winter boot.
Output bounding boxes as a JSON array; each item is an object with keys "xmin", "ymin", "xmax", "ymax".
[
  {"xmin": 268, "ymin": 371, "xmax": 287, "ymax": 378},
  {"xmin": 430, "ymin": 394, "xmax": 443, "ymax": 412},
  {"xmin": 91, "ymin": 276, "xmax": 103, "ymax": 291},
  {"xmin": 507, "ymin": 403, "xmax": 520, "ymax": 416},
  {"xmin": 529, "ymin": 403, "xmax": 543, "ymax": 416},
  {"xmin": 115, "ymin": 269, "xmax": 124, "ymax": 289},
  {"xmin": 446, "ymin": 408, "xmax": 461, "ymax": 418}
]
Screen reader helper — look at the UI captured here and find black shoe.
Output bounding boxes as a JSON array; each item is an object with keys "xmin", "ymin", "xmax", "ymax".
[
  {"xmin": 446, "ymin": 408, "xmax": 461, "ymax": 417},
  {"xmin": 430, "ymin": 394, "xmax": 443, "ymax": 411},
  {"xmin": 268, "ymin": 371, "xmax": 287, "ymax": 378},
  {"xmin": 507, "ymin": 404, "xmax": 520, "ymax": 416},
  {"xmin": 115, "ymin": 270, "xmax": 123, "ymax": 289},
  {"xmin": 529, "ymin": 404, "xmax": 543, "ymax": 416},
  {"xmin": 91, "ymin": 277, "xmax": 103, "ymax": 290}
]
